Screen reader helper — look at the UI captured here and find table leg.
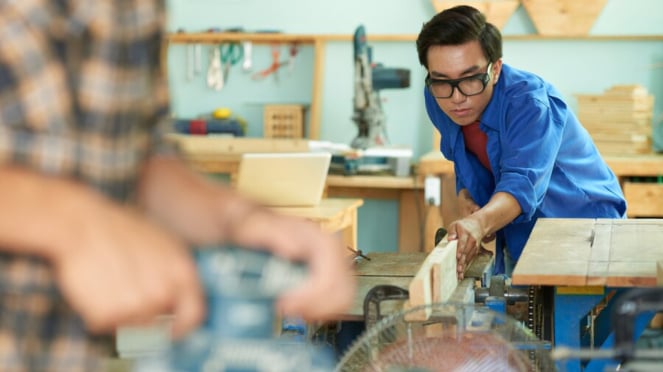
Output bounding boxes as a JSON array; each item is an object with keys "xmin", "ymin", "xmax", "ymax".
[{"xmin": 341, "ymin": 207, "xmax": 358, "ymax": 251}]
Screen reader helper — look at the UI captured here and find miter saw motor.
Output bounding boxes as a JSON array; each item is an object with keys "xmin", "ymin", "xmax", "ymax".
[
  {"xmin": 134, "ymin": 246, "xmax": 336, "ymax": 372},
  {"xmin": 351, "ymin": 24, "xmax": 410, "ymax": 150}
]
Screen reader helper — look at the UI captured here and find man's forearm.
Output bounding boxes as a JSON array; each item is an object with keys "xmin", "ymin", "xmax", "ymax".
[
  {"xmin": 137, "ymin": 155, "xmax": 258, "ymax": 245},
  {"xmin": 0, "ymin": 166, "xmax": 92, "ymax": 259},
  {"xmin": 470, "ymin": 191, "xmax": 521, "ymax": 237}
]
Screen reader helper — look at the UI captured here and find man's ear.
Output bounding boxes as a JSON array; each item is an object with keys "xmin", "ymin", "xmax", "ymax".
[{"xmin": 492, "ymin": 58, "xmax": 503, "ymax": 85}]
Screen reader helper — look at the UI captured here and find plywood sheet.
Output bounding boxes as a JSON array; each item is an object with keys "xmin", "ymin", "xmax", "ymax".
[{"xmin": 512, "ymin": 218, "xmax": 663, "ymax": 287}]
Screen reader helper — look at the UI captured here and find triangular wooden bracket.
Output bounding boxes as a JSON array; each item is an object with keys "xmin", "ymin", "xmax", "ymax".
[
  {"xmin": 522, "ymin": 0, "xmax": 608, "ymax": 36},
  {"xmin": 431, "ymin": 0, "xmax": 521, "ymax": 30}
]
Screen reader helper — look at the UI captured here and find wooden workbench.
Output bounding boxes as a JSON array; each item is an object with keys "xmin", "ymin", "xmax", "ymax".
[
  {"xmin": 341, "ymin": 252, "xmax": 426, "ymax": 321},
  {"xmin": 325, "ymin": 174, "xmax": 427, "ymax": 252},
  {"xmin": 417, "ymin": 151, "xmax": 663, "ymax": 218},
  {"xmin": 512, "ymin": 218, "xmax": 663, "ymax": 287},
  {"xmin": 170, "ymin": 135, "xmax": 434, "ymax": 252},
  {"xmin": 272, "ymin": 198, "xmax": 363, "ymax": 251},
  {"xmin": 511, "ymin": 218, "xmax": 663, "ymax": 372},
  {"xmin": 341, "ymin": 248, "xmax": 494, "ymax": 321}
]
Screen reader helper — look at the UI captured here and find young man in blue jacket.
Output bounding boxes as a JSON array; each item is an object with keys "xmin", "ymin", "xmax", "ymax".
[{"xmin": 416, "ymin": 6, "xmax": 626, "ymax": 277}]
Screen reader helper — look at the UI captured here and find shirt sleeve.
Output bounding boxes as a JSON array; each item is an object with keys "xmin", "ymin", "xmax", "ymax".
[{"xmin": 496, "ymin": 94, "xmax": 567, "ymax": 223}]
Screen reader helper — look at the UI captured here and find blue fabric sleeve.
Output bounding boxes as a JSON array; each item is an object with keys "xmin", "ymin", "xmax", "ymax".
[{"xmin": 496, "ymin": 95, "xmax": 566, "ymax": 223}]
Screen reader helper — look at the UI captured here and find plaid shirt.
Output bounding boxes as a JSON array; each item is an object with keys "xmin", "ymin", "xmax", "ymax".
[{"xmin": 0, "ymin": 0, "xmax": 171, "ymax": 370}]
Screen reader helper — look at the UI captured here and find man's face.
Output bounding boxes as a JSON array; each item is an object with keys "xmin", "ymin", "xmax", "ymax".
[{"xmin": 426, "ymin": 40, "xmax": 501, "ymax": 126}]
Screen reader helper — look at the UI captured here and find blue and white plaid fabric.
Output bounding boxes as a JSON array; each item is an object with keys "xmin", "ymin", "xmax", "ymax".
[{"xmin": 0, "ymin": 0, "xmax": 172, "ymax": 369}]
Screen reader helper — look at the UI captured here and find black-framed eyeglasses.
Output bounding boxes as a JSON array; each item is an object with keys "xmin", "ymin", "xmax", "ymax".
[{"xmin": 425, "ymin": 63, "xmax": 493, "ymax": 99}]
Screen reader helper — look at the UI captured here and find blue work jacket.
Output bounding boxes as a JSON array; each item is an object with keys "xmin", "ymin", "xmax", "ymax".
[{"xmin": 424, "ymin": 64, "xmax": 626, "ymax": 273}]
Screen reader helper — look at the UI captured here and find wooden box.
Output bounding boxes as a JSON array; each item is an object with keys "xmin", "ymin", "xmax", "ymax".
[
  {"xmin": 263, "ymin": 104, "xmax": 305, "ymax": 139},
  {"xmin": 623, "ymin": 181, "xmax": 663, "ymax": 217}
]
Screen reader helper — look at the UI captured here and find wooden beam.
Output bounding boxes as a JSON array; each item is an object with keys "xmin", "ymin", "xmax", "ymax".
[{"xmin": 405, "ymin": 239, "xmax": 458, "ymax": 321}]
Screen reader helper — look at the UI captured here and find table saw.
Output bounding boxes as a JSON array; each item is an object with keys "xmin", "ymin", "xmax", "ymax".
[
  {"xmin": 512, "ymin": 218, "xmax": 663, "ymax": 372},
  {"xmin": 346, "ymin": 234, "xmax": 542, "ymax": 335}
]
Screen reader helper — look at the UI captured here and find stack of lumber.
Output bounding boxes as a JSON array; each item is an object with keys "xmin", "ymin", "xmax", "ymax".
[{"xmin": 576, "ymin": 85, "xmax": 654, "ymax": 155}]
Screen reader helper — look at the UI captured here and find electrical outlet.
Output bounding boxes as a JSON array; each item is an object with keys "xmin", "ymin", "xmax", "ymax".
[{"xmin": 424, "ymin": 176, "xmax": 441, "ymax": 206}]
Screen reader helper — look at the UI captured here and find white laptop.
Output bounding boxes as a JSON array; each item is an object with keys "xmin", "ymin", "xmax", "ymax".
[{"xmin": 235, "ymin": 152, "xmax": 331, "ymax": 207}]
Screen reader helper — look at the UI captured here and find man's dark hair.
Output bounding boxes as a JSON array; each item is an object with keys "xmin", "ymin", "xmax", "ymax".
[{"xmin": 416, "ymin": 5, "xmax": 502, "ymax": 68}]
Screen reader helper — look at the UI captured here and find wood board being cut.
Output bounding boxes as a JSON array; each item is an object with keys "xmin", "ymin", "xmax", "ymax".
[{"xmin": 405, "ymin": 239, "xmax": 458, "ymax": 321}]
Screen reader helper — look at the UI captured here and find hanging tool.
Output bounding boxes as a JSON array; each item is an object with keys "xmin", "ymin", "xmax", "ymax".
[
  {"xmin": 241, "ymin": 41, "xmax": 252, "ymax": 71},
  {"xmin": 220, "ymin": 42, "xmax": 243, "ymax": 84},
  {"xmin": 287, "ymin": 43, "xmax": 299, "ymax": 74},
  {"xmin": 206, "ymin": 46, "xmax": 224, "ymax": 91},
  {"xmin": 251, "ymin": 44, "xmax": 283, "ymax": 81},
  {"xmin": 186, "ymin": 43, "xmax": 202, "ymax": 82}
]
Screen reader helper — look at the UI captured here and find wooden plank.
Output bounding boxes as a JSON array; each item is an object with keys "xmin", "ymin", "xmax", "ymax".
[
  {"xmin": 355, "ymin": 252, "xmax": 427, "ymax": 277},
  {"xmin": 623, "ymin": 182, "xmax": 663, "ymax": 217},
  {"xmin": 167, "ymin": 134, "xmax": 310, "ymax": 155},
  {"xmin": 405, "ymin": 240, "xmax": 458, "ymax": 321},
  {"xmin": 167, "ymin": 32, "xmax": 663, "ymax": 44},
  {"xmin": 605, "ymin": 262, "xmax": 658, "ymax": 287},
  {"xmin": 399, "ymin": 189, "xmax": 427, "ymax": 253},
  {"xmin": 326, "ymin": 186, "xmax": 401, "ymax": 200},
  {"xmin": 309, "ymin": 38, "xmax": 325, "ymax": 140},
  {"xmin": 272, "ymin": 198, "xmax": 363, "ymax": 250},
  {"xmin": 604, "ymin": 155, "xmax": 663, "ymax": 177},
  {"xmin": 326, "ymin": 174, "xmax": 423, "ymax": 189},
  {"xmin": 512, "ymin": 218, "xmax": 663, "ymax": 287}
]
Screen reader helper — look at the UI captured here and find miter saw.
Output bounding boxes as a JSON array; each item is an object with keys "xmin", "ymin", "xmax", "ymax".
[
  {"xmin": 331, "ymin": 25, "xmax": 412, "ymax": 176},
  {"xmin": 350, "ymin": 25, "xmax": 409, "ymax": 150}
]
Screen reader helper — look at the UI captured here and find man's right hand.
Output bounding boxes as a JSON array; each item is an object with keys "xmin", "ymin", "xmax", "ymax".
[
  {"xmin": 50, "ymin": 191, "xmax": 205, "ymax": 338},
  {"xmin": 0, "ymin": 166, "xmax": 206, "ymax": 338}
]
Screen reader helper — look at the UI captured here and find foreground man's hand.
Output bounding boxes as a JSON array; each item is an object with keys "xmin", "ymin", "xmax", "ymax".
[{"xmin": 51, "ymin": 192, "xmax": 204, "ymax": 339}]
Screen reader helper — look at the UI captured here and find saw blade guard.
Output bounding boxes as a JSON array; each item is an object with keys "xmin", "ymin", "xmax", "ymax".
[{"xmin": 336, "ymin": 302, "xmax": 554, "ymax": 372}]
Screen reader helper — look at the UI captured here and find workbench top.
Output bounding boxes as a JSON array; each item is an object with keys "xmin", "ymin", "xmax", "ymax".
[
  {"xmin": 512, "ymin": 218, "xmax": 663, "ymax": 287},
  {"xmin": 342, "ymin": 252, "xmax": 425, "ymax": 320},
  {"xmin": 416, "ymin": 150, "xmax": 663, "ymax": 177}
]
